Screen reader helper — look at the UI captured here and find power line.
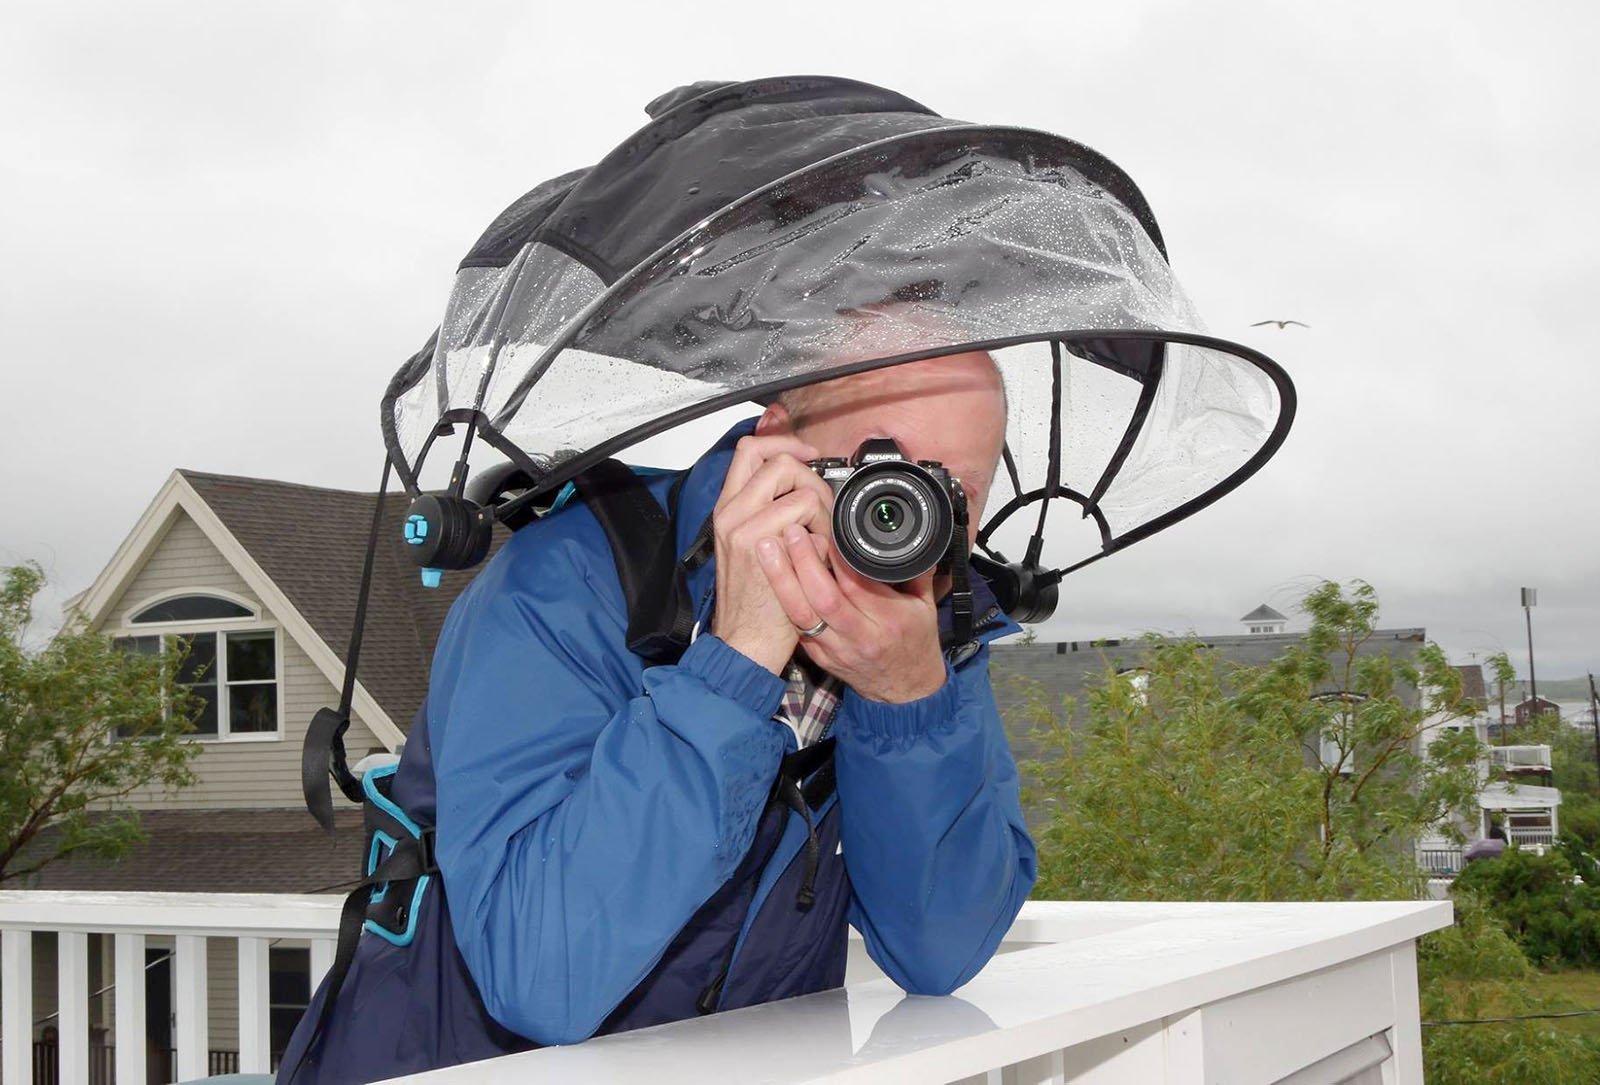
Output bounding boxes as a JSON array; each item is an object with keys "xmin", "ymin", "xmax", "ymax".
[{"xmin": 1424, "ymin": 1007, "xmax": 1600, "ymax": 1026}]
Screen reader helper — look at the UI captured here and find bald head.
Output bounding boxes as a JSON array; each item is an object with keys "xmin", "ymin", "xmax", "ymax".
[{"xmin": 757, "ymin": 350, "xmax": 1009, "ymax": 531}]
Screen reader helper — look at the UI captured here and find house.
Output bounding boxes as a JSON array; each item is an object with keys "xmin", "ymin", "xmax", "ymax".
[
  {"xmin": 14, "ymin": 468, "xmax": 502, "ymax": 1078},
  {"xmin": 1239, "ymin": 603, "xmax": 1289, "ymax": 635},
  {"xmin": 1513, "ymin": 694, "xmax": 1562, "ymax": 728},
  {"xmin": 1417, "ymin": 670, "xmax": 1560, "ymax": 880},
  {"xmin": 990, "ymin": 623, "xmax": 1430, "ymax": 785},
  {"xmin": 988, "ymin": 619, "xmax": 1561, "ymax": 887}
]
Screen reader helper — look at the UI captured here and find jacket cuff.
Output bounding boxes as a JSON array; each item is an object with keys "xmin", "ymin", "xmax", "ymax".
[
  {"xmin": 840, "ymin": 662, "xmax": 958, "ymax": 745},
  {"xmin": 678, "ymin": 635, "xmax": 787, "ymax": 717}
]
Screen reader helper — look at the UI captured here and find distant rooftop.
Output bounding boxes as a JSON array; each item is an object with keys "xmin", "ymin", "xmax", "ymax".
[{"xmin": 1240, "ymin": 603, "xmax": 1288, "ymax": 623}]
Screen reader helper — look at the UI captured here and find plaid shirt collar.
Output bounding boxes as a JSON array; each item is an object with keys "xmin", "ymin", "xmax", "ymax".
[{"xmin": 778, "ymin": 655, "xmax": 843, "ymax": 748}]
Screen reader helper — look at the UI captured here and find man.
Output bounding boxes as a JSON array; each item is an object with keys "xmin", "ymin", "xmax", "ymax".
[{"xmin": 277, "ymin": 349, "xmax": 1034, "ymax": 1083}]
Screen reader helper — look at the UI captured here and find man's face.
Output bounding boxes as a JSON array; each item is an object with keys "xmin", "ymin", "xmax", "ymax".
[{"xmin": 755, "ymin": 350, "xmax": 1008, "ymax": 545}]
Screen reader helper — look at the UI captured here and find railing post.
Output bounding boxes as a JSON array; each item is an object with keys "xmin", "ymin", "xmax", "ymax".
[
  {"xmin": 1, "ymin": 930, "xmax": 33, "ymax": 1085},
  {"xmin": 310, "ymin": 937, "xmax": 335, "ymax": 989},
  {"xmin": 174, "ymin": 935, "xmax": 209, "ymax": 1083},
  {"xmin": 1387, "ymin": 942, "xmax": 1424, "ymax": 1084},
  {"xmin": 238, "ymin": 936, "xmax": 272, "ymax": 1074},
  {"xmin": 114, "ymin": 933, "xmax": 146, "ymax": 1085},
  {"xmin": 58, "ymin": 932, "xmax": 89, "ymax": 1085}
]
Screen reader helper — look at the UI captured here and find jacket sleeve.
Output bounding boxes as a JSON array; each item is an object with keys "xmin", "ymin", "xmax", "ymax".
[
  {"xmin": 835, "ymin": 642, "xmax": 1037, "ymax": 995},
  {"xmin": 426, "ymin": 533, "xmax": 789, "ymax": 1045}
]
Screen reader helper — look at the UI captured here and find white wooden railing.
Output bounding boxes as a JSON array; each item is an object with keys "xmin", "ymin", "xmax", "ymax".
[
  {"xmin": 0, "ymin": 893, "xmax": 1450, "ymax": 1085},
  {"xmin": 0, "ymin": 892, "xmax": 336, "ymax": 1083},
  {"xmin": 1507, "ymin": 827, "xmax": 1556, "ymax": 847},
  {"xmin": 1487, "ymin": 744, "xmax": 1552, "ymax": 771},
  {"xmin": 1416, "ymin": 846, "xmax": 1463, "ymax": 876}
]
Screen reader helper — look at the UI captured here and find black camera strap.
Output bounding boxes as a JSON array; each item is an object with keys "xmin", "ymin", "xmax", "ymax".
[
  {"xmin": 303, "ymin": 457, "xmax": 393, "ymax": 834},
  {"xmin": 947, "ymin": 486, "xmax": 974, "ymax": 645}
]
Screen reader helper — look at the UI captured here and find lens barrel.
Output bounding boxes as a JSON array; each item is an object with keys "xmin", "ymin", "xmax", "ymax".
[{"xmin": 831, "ymin": 460, "xmax": 954, "ymax": 583}]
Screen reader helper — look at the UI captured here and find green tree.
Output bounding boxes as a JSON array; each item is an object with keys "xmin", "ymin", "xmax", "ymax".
[
  {"xmin": 1418, "ymin": 889, "xmax": 1600, "ymax": 1084},
  {"xmin": 1484, "ymin": 650, "xmax": 1517, "ymax": 743},
  {"xmin": 0, "ymin": 561, "xmax": 203, "ymax": 883},
  {"xmin": 1018, "ymin": 580, "xmax": 1483, "ymax": 902},
  {"xmin": 1003, "ymin": 579, "xmax": 1600, "ymax": 1080},
  {"xmin": 1453, "ymin": 847, "xmax": 1600, "ymax": 967}
]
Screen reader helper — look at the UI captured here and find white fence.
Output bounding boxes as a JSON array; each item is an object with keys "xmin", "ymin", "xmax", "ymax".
[
  {"xmin": 0, "ymin": 893, "xmax": 1450, "ymax": 1085},
  {"xmin": 1508, "ymin": 827, "xmax": 1556, "ymax": 847},
  {"xmin": 1486, "ymin": 744, "xmax": 1552, "ymax": 771},
  {"xmin": 0, "ymin": 892, "xmax": 336, "ymax": 1083}
]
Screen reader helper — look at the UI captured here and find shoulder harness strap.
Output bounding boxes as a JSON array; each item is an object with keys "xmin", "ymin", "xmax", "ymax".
[{"xmin": 571, "ymin": 459, "xmax": 696, "ymax": 663}]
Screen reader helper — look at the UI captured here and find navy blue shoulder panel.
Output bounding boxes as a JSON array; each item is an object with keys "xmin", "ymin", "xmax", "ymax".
[{"xmin": 718, "ymin": 803, "xmax": 851, "ymax": 1012}]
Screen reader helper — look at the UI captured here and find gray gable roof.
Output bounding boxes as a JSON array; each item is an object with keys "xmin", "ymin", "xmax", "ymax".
[
  {"xmin": 992, "ymin": 627, "xmax": 1430, "ymax": 754},
  {"xmin": 1240, "ymin": 604, "xmax": 1288, "ymax": 623},
  {"xmin": 1455, "ymin": 664, "xmax": 1487, "ymax": 708},
  {"xmin": 181, "ymin": 470, "xmax": 508, "ymax": 733},
  {"xmin": 19, "ymin": 809, "xmax": 364, "ymax": 894}
]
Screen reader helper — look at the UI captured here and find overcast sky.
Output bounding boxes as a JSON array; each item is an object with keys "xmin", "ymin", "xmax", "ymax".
[{"xmin": 3, "ymin": 1, "xmax": 1596, "ymax": 684}]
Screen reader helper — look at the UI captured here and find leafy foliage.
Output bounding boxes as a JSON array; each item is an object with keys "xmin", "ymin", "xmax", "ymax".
[
  {"xmin": 1017, "ymin": 580, "xmax": 1482, "ymax": 903},
  {"xmin": 1454, "ymin": 847, "xmax": 1600, "ymax": 967},
  {"xmin": 1419, "ymin": 889, "xmax": 1600, "ymax": 1084},
  {"xmin": 0, "ymin": 561, "xmax": 203, "ymax": 883},
  {"xmin": 1002, "ymin": 579, "xmax": 1600, "ymax": 1081}
]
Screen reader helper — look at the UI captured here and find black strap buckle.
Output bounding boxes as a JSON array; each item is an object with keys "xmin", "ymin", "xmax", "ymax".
[{"xmin": 415, "ymin": 826, "xmax": 439, "ymax": 877}]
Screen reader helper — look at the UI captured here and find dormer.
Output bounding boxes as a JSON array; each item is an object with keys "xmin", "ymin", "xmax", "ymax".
[{"xmin": 1240, "ymin": 603, "xmax": 1288, "ymax": 635}]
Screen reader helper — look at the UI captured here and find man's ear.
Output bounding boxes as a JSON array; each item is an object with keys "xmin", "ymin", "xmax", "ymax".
[{"xmin": 755, "ymin": 400, "xmax": 794, "ymax": 438}]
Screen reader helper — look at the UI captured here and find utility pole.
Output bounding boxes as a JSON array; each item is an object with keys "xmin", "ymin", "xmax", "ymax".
[
  {"xmin": 1590, "ymin": 673, "xmax": 1600, "ymax": 782},
  {"xmin": 1521, "ymin": 587, "xmax": 1539, "ymax": 706}
]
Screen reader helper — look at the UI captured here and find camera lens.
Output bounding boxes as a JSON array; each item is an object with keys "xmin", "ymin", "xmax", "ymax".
[{"xmin": 832, "ymin": 464, "xmax": 954, "ymax": 583}]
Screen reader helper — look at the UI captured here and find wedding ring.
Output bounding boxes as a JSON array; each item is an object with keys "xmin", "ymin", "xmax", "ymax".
[{"xmin": 797, "ymin": 618, "xmax": 829, "ymax": 639}]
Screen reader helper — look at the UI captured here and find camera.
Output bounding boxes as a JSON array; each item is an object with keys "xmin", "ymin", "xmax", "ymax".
[{"xmin": 809, "ymin": 438, "xmax": 966, "ymax": 584}]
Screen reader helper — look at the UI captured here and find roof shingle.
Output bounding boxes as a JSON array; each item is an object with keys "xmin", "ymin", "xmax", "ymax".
[{"xmin": 180, "ymin": 470, "xmax": 508, "ymax": 732}]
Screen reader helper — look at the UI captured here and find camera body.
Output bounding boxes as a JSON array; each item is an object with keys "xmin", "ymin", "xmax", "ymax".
[{"xmin": 809, "ymin": 438, "xmax": 966, "ymax": 584}]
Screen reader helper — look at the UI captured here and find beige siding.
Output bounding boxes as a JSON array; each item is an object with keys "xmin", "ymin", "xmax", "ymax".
[
  {"xmin": 208, "ymin": 937, "xmax": 238, "ymax": 1052},
  {"xmin": 100, "ymin": 509, "xmax": 387, "ymax": 811}
]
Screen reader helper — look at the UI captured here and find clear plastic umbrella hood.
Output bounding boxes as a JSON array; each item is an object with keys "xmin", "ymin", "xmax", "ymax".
[{"xmin": 382, "ymin": 79, "xmax": 1293, "ymax": 581}]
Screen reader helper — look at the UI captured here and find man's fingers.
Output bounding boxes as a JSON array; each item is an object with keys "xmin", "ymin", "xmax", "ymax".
[
  {"xmin": 809, "ymin": 532, "xmax": 831, "ymax": 567},
  {"xmin": 755, "ymin": 537, "xmax": 824, "ymax": 633},
  {"xmin": 731, "ymin": 488, "xmax": 833, "ymax": 547},
  {"xmin": 718, "ymin": 453, "xmax": 835, "ymax": 532},
  {"xmin": 783, "ymin": 524, "xmax": 869, "ymax": 642},
  {"xmin": 717, "ymin": 435, "xmax": 820, "ymax": 510}
]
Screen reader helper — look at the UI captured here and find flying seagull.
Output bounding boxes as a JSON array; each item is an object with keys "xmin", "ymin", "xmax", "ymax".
[{"xmin": 1250, "ymin": 319, "xmax": 1310, "ymax": 330}]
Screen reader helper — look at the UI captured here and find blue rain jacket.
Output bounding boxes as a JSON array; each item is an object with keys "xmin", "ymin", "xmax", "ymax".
[{"xmin": 276, "ymin": 420, "xmax": 1035, "ymax": 1083}]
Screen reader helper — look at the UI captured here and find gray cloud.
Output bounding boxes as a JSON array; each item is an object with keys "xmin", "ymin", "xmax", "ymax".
[{"xmin": 3, "ymin": 0, "xmax": 1595, "ymax": 679}]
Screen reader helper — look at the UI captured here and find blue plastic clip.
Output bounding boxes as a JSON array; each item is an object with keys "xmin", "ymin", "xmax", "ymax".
[{"xmin": 420, "ymin": 568, "xmax": 442, "ymax": 588}]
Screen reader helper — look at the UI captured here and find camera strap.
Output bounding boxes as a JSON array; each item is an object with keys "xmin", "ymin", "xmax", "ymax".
[{"xmin": 948, "ymin": 487, "xmax": 974, "ymax": 645}]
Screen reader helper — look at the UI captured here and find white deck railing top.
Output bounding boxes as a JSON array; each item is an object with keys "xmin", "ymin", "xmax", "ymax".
[{"xmin": 0, "ymin": 892, "xmax": 1451, "ymax": 1085}]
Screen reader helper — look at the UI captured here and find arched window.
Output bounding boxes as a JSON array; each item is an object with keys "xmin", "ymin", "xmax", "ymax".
[
  {"xmin": 131, "ymin": 594, "xmax": 254, "ymax": 623},
  {"xmin": 115, "ymin": 592, "xmax": 277, "ymax": 740}
]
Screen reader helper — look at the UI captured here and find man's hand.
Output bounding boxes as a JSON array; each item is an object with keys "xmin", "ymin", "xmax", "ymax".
[
  {"xmin": 709, "ymin": 435, "xmax": 834, "ymax": 675},
  {"xmin": 757, "ymin": 522, "xmax": 947, "ymax": 704}
]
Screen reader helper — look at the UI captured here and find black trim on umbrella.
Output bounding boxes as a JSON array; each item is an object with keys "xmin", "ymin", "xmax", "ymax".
[
  {"xmin": 1000, "ymin": 444, "xmax": 1023, "ymax": 502},
  {"xmin": 1084, "ymin": 344, "xmax": 1166, "ymax": 516},
  {"xmin": 400, "ymin": 407, "xmax": 549, "ymax": 502},
  {"xmin": 485, "ymin": 326, "xmax": 1295, "ymax": 581},
  {"xmin": 979, "ymin": 486, "xmax": 1113, "ymax": 553},
  {"xmin": 379, "ymin": 329, "xmax": 439, "ymax": 495}
]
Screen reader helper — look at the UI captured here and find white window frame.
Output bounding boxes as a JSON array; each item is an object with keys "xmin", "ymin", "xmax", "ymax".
[
  {"xmin": 1310, "ymin": 691, "xmax": 1367, "ymax": 776},
  {"xmin": 115, "ymin": 593, "xmax": 284, "ymax": 743}
]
